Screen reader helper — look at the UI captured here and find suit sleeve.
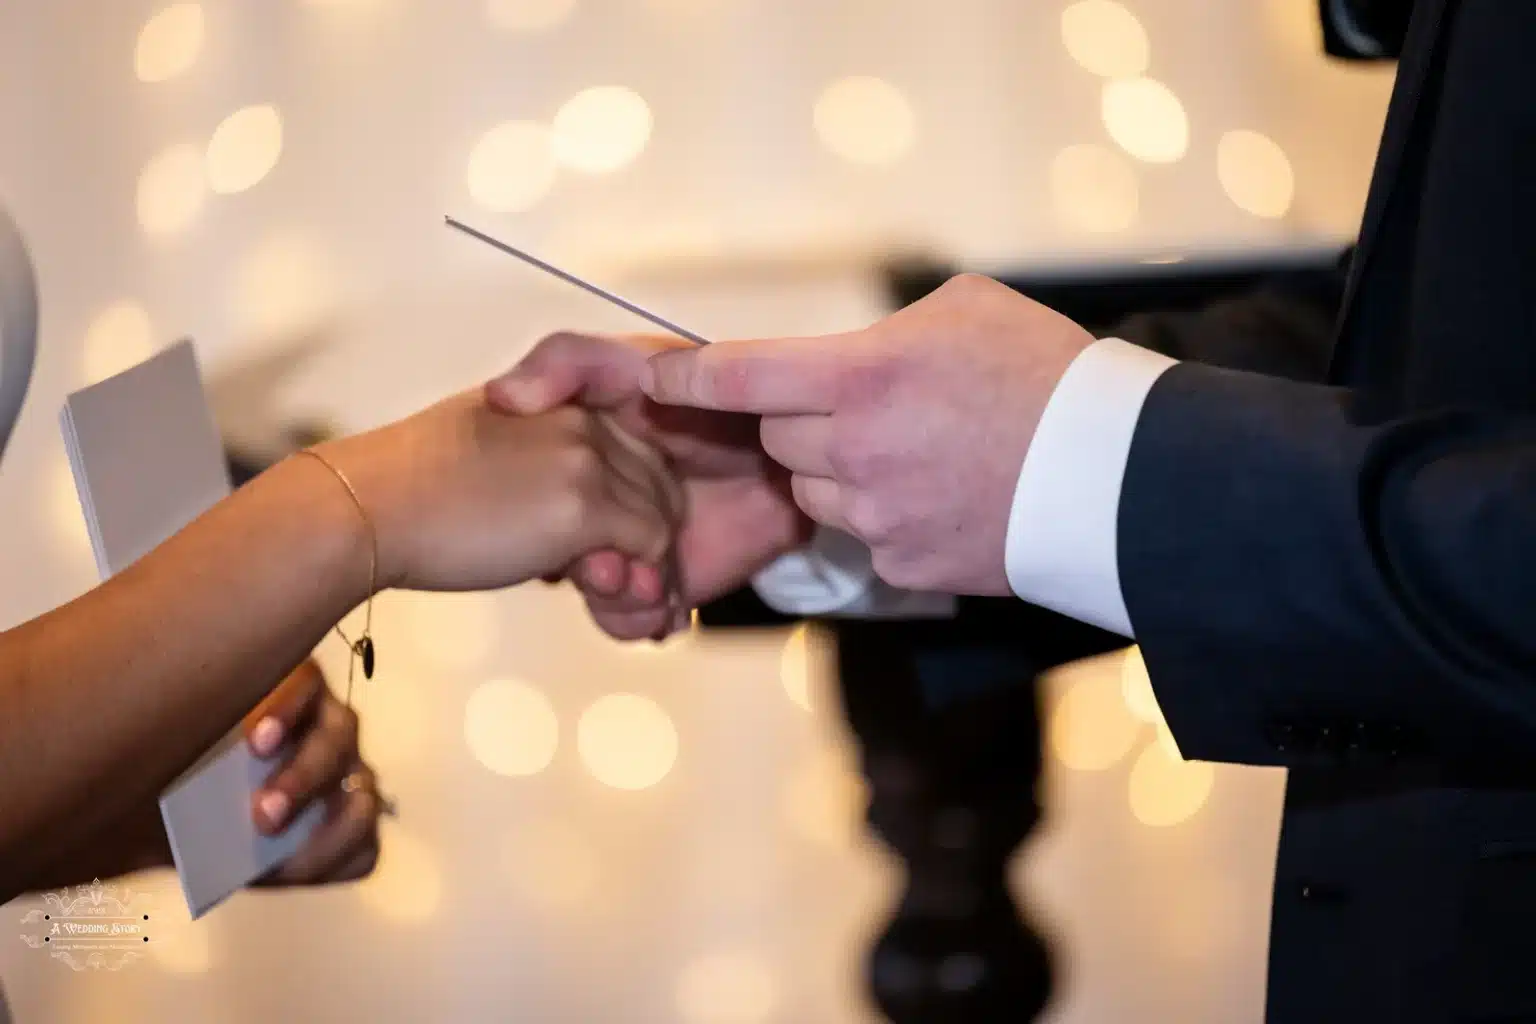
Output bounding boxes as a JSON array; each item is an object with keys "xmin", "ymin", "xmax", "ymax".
[{"xmin": 1122, "ymin": 362, "xmax": 1536, "ymax": 771}]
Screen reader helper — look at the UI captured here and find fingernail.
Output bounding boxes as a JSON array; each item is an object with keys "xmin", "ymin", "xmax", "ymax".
[
  {"xmin": 250, "ymin": 717, "xmax": 283, "ymax": 757},
  {"xmin": 259, "ymin": 791, "xmax": 290, "ymax": 828}
]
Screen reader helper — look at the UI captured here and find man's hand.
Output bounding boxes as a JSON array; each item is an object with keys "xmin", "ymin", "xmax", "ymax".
[
  {"xmin": 486, "ymin": 333, "xmax": 812, "ymax": 640},
  {"xmin": 639, "ymin": 274, "xmax": 1095, "ymax": 595},
  {"xmin": 245, "ymin": 660, "xmax": 382, "ymax": 886}
]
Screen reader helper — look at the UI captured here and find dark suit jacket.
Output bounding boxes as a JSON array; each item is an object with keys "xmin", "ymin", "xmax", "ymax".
[{"xmin": 1113, "ymin": 1, "xmax": 1536, "ymax": 1020}]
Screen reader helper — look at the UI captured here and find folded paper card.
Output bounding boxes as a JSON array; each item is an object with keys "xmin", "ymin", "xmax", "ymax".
[{"xmin": 61, "ymin": 340, "xmax": 324, "ymax": 918}]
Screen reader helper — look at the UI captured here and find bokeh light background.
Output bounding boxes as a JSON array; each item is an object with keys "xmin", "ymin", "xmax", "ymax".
[{"xmin": 0, "ymin": 1, "xmax": 1393, "ymax": 1021}]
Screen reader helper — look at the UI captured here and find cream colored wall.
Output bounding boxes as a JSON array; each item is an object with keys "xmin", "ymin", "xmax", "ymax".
[{"xmin": 0, "ymin": 2, "xmax": 1395, "ymax": 1021}]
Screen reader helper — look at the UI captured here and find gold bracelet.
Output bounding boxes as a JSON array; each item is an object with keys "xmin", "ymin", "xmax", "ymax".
[{"xmin": 297, "ymin": 448, "xmax": 377, "ymax": 706}]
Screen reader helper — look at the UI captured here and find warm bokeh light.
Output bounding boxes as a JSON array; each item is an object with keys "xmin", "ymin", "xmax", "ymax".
[
  {"xmin": 1265, "ymin": 0, "xmax": 1324, "ymax": 54},
  {"xmin": 229, "ymin": 230, "xmax": 334, "ymax": 341},
  {"xmin": 467, "ymin": 120, "xmax": 558, "ymax": 212},
  {"xmin": 135, "ymin": 4, "xmax": 205, "ymax": 83},
  {"xmin": 136, "ymin": 143, "xmax": 207, "ymax": 237},
  {"xmin": 1128, "ymin": 742, "xmax": 1215, "ymax": 827},
  {"xmin": 503, "ymin": 820, "xmax": 600, "ymax": 910},
  {"xmin": 1060, "ymin": 1, "xmax": 1150, "ymax": 79},
  {"xmin": 814, "ymin": 76, "xmax": 916, "ymax": 167},
  {"xmin": 486, "ymin": 0, "xmax": 577, "ymax": 33},
  {"xmin": 464, "ymin": 678, "xmax": 560, "ymax": 777},
  {"xmin": 355, "ymin": 671, "xmax": 429, "ymax": 771},
  {"xmin": 146, "ymin": 895, "xmax": 212, "ymax": 974},
  {"xmin": 1155, "ymin": 720, "xmax": 1183, "ymax": 760},
  {"xmin": 1217, "ymin": 129, "xmax": 1295, "ymax": 219},
  {"xmin": 782, "ymin": 746, "xmax": 867, "ymax": 850},
  {"xmin": 676, "ymin": 950, "xmax": 780, "ymax": 1024},
  {"xmin": 577, "ymin": 693, "xmax": 678, "ymax": 790},
  {"xmin": 206, "ymin": 105, "xmax": 284, "ymax": 195},
  {"xmin": 1120, "ymin": 646, "xmax": 1162, "ymax": 723},
  {"xmin": 358, "ymin": 823, "xmax": 443, "ymax": 922},
  {"xmin": 82, "ymin": 300, "xmax": 157, "ymax": 384},
  {"xmin": 49, "ymin": 459, "xmax": 92, "ymax": 558},
  {"xmin": 1101, "ymin": 77, "xmax": 1189, "ymax": 164},
  {"xmin": 1049, "ymin": 670, "xmax": 1142, "ymax": 771},
  {"xmin": 779, "ymin": 623, "xmax": 830, "ymax": 712},
  {"xmin": 1050, "ymin": 143, "xmax": 1139, "ymax": 233},
  {"xmin": 401, "ymin": 592, "xmax": 501, "ymax": 674},
  {"xmin": 551, "ymin": 86, "xmax": 653, "ymax": 175}
]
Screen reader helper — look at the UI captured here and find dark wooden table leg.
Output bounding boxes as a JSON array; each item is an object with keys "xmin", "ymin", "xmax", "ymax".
[{"xmin": 835, "ymin": 619, "xmax": 1055, "ymax": 1023}]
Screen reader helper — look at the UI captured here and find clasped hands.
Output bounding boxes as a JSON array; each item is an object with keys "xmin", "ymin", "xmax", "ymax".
[
  {"xmin": 487, "ymin": 273, "xmax": 1097, "ymax": 639},
  {"xmin": 226, "ymin": 273, "xmax": 1089, "ymax": 890}
]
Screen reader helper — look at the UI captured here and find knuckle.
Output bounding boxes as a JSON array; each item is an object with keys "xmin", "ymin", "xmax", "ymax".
[
  {"xmin": 870, "ymin": 547, "xmax": 919, "ymax": 590},
  {"xmin": 844, "ymin": 491, "xmax": 893, "ymax": 545},
  {"xmin": 825, "ymin": 417, "xmax": 883, "ymax": 485}
]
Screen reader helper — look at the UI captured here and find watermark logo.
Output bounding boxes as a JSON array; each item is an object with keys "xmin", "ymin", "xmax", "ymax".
[{"xmin": 18, "ymin": 878, "xmax": 155, "ymax": 972}]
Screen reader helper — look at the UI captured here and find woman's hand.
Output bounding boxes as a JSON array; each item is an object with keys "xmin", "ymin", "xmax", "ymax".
[
  {"xmin": 244, "ymin": 660, "xmax": 381, "ymax": 886},
  {"xmin": 308, "ymin": 391, "xmax": 683, "ymax": 593}
]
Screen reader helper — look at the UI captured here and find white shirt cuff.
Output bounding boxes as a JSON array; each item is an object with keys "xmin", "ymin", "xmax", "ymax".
[
  {"xmin": 751, "ymin": 528, "xmax": 957, "ymax": 618},
  {"xmin": 1004, "ymin": 337, "xmax": 1177, "ymax": 637}
]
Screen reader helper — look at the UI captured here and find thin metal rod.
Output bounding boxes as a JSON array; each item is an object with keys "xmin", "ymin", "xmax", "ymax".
[{"xmin": 444, "ymin": 216, "xmax": 710, "ymax": 345}]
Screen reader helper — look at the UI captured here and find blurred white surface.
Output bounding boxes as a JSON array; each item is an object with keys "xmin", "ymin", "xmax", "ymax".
[{"xmin": 0, "ymin": 1, "xmax": 1392, "ymax": 1021}]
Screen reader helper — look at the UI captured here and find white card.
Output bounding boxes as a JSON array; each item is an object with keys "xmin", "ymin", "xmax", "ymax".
[{"xmin": 61, "ymin": 340, "xmax": 324, "ymax": 918}]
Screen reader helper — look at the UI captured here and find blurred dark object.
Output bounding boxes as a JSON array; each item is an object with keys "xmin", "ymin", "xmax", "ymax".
[
  {"xmin": 701, "ymin": 244, "xmax": 1347, "ymax": 1023},
  {"xmin": 1320, "ymin": 0, "xmax": 1414, "ymax": 60},
  {"xmin": 225, "ymin": 423, "xmax": 336, "ymax": 486}
]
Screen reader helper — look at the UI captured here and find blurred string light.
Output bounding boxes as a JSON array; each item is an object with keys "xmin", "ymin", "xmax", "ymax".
[
  {"xmin": 1120, "ymin": 646, "xmax": 1161, "ymax": 723},
  {"xmin": 1050, "ymin": 143, "xmax": 1139, "ymax": 233},
  {"xmin": 814, "ymin": 76, "xmax": 916, "ymax": 167},
  {"xmin": 356, "ymin": 670, "xmax": 429, "ymax": 771},
  {"xmin": 782, "ymin": 746, "xmax": 867, "ymax": 850},
  {"xmin": 1155, "ymin": 720, "xmax": 1184, "ymax": 760},
  {"xmin": 486, "ymin": 0, "xmax": 577, "ymax": 33},
  {"xmin": 82, "ymin": 300, "xmax": 156, "ymax": 384},
  {"xmin": 135, "ymin": 3, "xmax": 205, "ymax": 84},
  {"xmin": 503, "ymin": 820, "xmax": 600, "ymax": 910},
  {"xmin": 780, "ymin": 623, "xmax": 835, "ymax": 713},
  {"xmin": 401, "ymin": 592, "xmax": 500, "ymax": 673},
  {"xmin": 676, "ymin": 950, "xmax": 780, "ymax": 1024},
  {"xmin": 463, "ymin": 678, "xmax": 560, "ymax": 777},
  {"xmin": 577, "ymin": 693, "xmax": 678, "ymax": 790},
  {"xmin": 137, "ymin": 143, "xmax": 207, "ymax": 237},
  {"xmin": 145, "ymin": 883, "xmax": 212, "ymax": 974},
  {"xmin": 552, "ymin": 86, "xmax": 653, "ymax": 175},
  {"xmin": 1060, "ymin": 0, "xmax": 1150, "ymax": 79},
  {"xmin": 206, "ymin": 104, "xmax": 284, "ymax": 195},
  {"xmin": 49, "ymin": 459, "xmax": 93, "ymax": 557},
  {"xmin": 1048, "ymin": 668, "xmax": 1141, "ymax": 770},
  {"xmin": 1128, "ymin": 741, "xmax": 1214, "ymax": 826},
  {"xmin": 467, "ymin": 120, "xmax": 558, "ymax": 212},
  {"xmin": 1217, "ymin": 129, "xmax": 1295, "ymax": 219},
  {"xmin": 229, "ymin": 230, "xmax": 335, "ymax": 340},
  {"xmin": 1101, "ymin": 77, "xmax": 1189, "ymax": 164},
  {"xmin": 358, "ymin": 822, "xmax": 442, "ymax": 922}
]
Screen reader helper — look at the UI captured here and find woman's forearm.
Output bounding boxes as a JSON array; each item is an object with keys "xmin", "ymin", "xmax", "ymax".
[
  {"xmin": 0, "ymin": 454, "xmax": 367, "ymax": 894},
  {"xmin": 21, "ymin": 801, "xmax": 172, "ymax": 893}
]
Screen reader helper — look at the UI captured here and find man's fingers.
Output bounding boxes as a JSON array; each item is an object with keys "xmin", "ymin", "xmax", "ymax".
[
  {"xmin": 640, "ymin": 337, "xmax": 848, "ymax": 414},
  {"xmin": 759, "ymin": 415, "xmax": 835, "ymax": 478},
  {"xmin": 790, "ymin": 475, "xmax": 849, "ymax": 532},
  {"xmin": 245, "ymin": 660, "xmax": 326, "ymax": 759}
]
